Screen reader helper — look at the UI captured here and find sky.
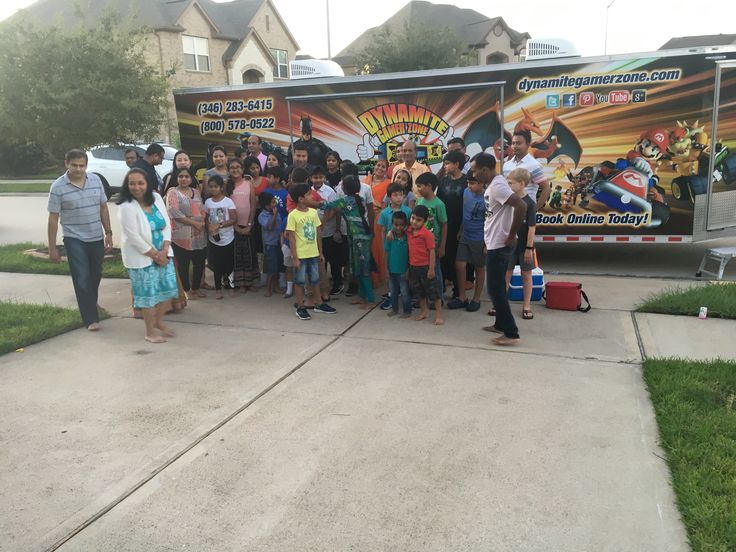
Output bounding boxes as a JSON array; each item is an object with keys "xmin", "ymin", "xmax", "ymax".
[{"xmin": 0, "ymin": 0, "xmax": 733, "ymax": 59}]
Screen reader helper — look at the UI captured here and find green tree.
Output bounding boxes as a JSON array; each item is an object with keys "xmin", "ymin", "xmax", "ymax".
[
  {"xmin": 0, "ymin": 13, "xmax": 171, "ymax": 165},
  {"xmin": 356, "ymin": 23, "xmax": 473, "ymax": 74}
]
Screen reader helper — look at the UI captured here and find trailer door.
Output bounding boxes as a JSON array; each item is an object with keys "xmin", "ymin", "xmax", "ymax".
[{"xmin": 694, "ymin": 60, "xmax": 736, "ymax": 241}]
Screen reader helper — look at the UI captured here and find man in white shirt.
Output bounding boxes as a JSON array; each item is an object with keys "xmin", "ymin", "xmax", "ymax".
[
  {"xmin": 392, "ymin": 140, "xmax": 431, "ymax": 196},
  {"xmin": 474, "ymin": 153, "xmax": 525, "ymax": 346},
  {"xmin": 503, "ymin": 130, "xmax": 551, "ymax": 207}
]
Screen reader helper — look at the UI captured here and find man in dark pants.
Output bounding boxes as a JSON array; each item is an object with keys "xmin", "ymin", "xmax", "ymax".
[
  {"xmin": 472, "ymin": 153, "xmax": 525, "ymax": 346},
  {"xmin": 133, "ymin": 143, "xmax": 165, "ymax": 193},
  {"xmin": 47, "ymin": 149, "xmax": 113, "ymax": 331}
]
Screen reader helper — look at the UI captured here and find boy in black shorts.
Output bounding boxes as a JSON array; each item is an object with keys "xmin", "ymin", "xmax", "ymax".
[
  {"xmin": 505, "ymin": 168, "xmax": 537, "ymax": 320},
  {"xmin": 406, "ymin": 205, "xmax": 444, "ymax": 325}
]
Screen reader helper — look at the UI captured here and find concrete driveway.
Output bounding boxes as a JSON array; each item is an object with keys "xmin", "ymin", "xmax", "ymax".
[{"xmin": 1, "ymin": 272, "xmax": 699, "ymax": 552}]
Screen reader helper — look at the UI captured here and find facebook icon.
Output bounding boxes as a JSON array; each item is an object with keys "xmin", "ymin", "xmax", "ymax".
[{"xmin": 562, "ymin": 93, "xmax": 576, "ymax": 107}]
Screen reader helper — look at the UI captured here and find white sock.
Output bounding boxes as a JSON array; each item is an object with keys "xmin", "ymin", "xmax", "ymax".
[{"xmin": 286, "ymin": 281, "xmax": 293, "ymax": 294}]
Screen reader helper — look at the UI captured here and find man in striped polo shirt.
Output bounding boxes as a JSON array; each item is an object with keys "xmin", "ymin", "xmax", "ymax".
[
  {"xmin": 503, "ymin": 130, "xmax": 551, "ymax": 207},
  {"xmin": 48, "ymin": 149, "xmax": 113, "ymax": 331}
]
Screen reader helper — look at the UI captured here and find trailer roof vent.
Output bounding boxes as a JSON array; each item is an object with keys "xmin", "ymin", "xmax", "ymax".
[
  {"xmin": 525, "ymin": 39, "xmax": 580, "ymax": 60},
  {"xmin": 289, "ymin": 59, "xmax": 344, "ymax": 80}
]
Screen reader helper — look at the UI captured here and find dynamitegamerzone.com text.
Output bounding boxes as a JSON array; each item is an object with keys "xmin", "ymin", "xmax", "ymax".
[{"xmin": 517, "ymin": 69, "xmax": 682, "ymax": 92}]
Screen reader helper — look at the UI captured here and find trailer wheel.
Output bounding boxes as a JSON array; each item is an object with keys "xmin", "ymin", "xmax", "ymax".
[{"xmin": 94, "ymin": 173, "xmax": 112, "ymax": 200}]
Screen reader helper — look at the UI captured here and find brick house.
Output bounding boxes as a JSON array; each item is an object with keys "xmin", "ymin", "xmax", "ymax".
[
  {"xmin": 333, "ymin": 0, "xmax": 530, "ymax": 75},
  {"xmin": 12, "ymin": 0, "xmax": 300, "ymax": 142}
]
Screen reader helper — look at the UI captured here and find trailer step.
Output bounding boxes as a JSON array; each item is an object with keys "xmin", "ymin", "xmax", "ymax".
[{"xmin": 696, "ymin": 247, "xmax": 736, "ymax": 280}]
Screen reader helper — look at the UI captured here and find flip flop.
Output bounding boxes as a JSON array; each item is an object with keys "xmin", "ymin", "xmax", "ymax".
[{"xmin": 522, "ymin": 310, "xmax": 534, "ymax": 320}]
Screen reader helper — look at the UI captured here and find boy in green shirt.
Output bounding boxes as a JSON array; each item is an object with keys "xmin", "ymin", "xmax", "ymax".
[{"xmin": 415, "ymin": 172, "xmax": 448, "ymax": 297}]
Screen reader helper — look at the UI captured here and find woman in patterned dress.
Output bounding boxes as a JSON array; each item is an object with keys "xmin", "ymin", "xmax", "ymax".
[{"xmin": 118, "ymin": 169, "xmax": 179, "ymax": 343}]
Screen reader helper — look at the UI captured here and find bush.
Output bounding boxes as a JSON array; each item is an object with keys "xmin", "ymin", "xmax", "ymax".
[{"xmin": 0, "ymin": 140, "xmax": 52, "ymax": 176}]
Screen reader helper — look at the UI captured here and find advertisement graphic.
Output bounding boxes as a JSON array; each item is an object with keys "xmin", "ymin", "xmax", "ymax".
[{"xmin": 175, "ymin": 50, "xmax": 736, "ymax": 238}]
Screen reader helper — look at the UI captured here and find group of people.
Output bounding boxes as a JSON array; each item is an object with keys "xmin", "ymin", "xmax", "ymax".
[{"xmin": 47, "ymin": 128, "xmax": 550, "ymax": 345}]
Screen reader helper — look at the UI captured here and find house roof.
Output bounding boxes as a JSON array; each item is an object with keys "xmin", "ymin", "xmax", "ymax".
[
  {"xmin": 659, "ymin": 34, "xmax": 736, "ymax": 50},
  {"xmin": 335, "ymin": 0, "xmax": 529, "ymax": 59},
  {"xmin": 7, "ymin": 0, "xmax": 298, "ymax": 49}
]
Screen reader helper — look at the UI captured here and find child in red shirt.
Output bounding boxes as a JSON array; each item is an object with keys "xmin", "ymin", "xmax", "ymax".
[{"xmin": 407, "ymin": 204, "xmax": 443, "ymax": 325}]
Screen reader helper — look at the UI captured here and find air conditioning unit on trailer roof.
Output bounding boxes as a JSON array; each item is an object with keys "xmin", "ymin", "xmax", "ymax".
[
  {"xmin": 289, "ymin": 59, "xmax": 344, "ymax": 80},
  {"xmin": 525, "ymin": 39, "xmax": 580, "ymax": 61}
]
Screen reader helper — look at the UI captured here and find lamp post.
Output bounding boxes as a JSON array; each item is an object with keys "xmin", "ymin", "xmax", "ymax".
[
  {"xmin": 604, "ymin": 0, "xmax": 617, "ymax": 55},
  {"xmin": 326, "ymin": 0, "xmax": 332, "ymax": 59}
]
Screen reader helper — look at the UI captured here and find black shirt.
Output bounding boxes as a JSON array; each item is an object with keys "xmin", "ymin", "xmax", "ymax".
[
  {"xmin": 516, "ymin": 195, "xmax": 537, "ymax": 254},
  {"xmin": 132, "ymin": 158, "xmax": 163, "ymax": 194},
  {"xmin": 437, "ymin": 174, "xmax": 467, "ymax": 230}
]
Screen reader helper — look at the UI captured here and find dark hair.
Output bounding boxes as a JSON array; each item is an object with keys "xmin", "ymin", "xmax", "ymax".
[
  {"xmin": 207, "ymin": 174, "xmax": 226, "ymax": 193},
  {"xmin": 264, "ymin": 166, "xmax": 285, "ymax": 181},
  {"xmin": 310, "ymin": 165, "xmax": 326, "ymax": 176},
  {"xmin": 234, "ymin": 146, "xmax": 246, "ymax": 158},
  {"xmin": 341, "ymin": 175, "xmax": 370, "ymax": 234},
  {"xmin": 258, "ymin": 191, "xmax": 274, "ymax": 209},
  {"xmin": 387, "ymin": 182, "xmax": 404, "ymax": 197},
  {"xmin": 211, "ymin": 145, "xmax": 227, "ymax": 156},
  {"xmin": 392, "ymin": 168, "xmax": 413, "ymax": 195},
  {"xmin": 165, "ymin": 166, "xmax": 198, "ymax": 195},
  {"xmin": 447, "ymin": 137, "xmax": 466, "ymax": 148},
  {"xmin": 325, "ymin": 150, "xmax": 342, "ymax": 165},
  {"xmin": 146, "ymin": 143, "xmax": 165, "ymax": 156},
  {"xmin": 243, "ymin": 156, "xmax": 261, "ymax": 174},
  {"xmin": 291, "ymin": 167, "xmax": 309, "ymax": 184},
  {"xmin": 289, "ymin": 182, "xmax": 311, "ymax": 203},
  {"xmin": 117, "ymin": 168, "xmax": 154, "ymax": 206},
  {"xmin": 416, "ymin": 172, "xmax": 438, "ymax": 191},
  {"xmin": 65, "ymin": 149, "xmax": 87, "ymax": 163},
  {"xmin": 173, "ymin": 150, "xmax": 190, "ymax": 165},
  {"xmin": 513, "ymin": 129, "xmax": 532, "ymax": 145},
  {"xmin": 293, "ymin": 142, "xmax": 309, "ymax": 153},
  {"xmin": 444, "ymin": 150, "xmax": 465, "ymax": 167},
  {"xmin": 225, "ymin": 157, "xmax": 246, "ymax": 195},
  {"xmin": 412, "ymin": 204, "xmax": 430, "ymax": 221},
  {"xmin": 124, "ymin": 148, "xmax": 140, "ymax": 157},
  {"xmin": 391, "ymin": 210, "xmax": 408, "ymax": 224},
  {"xmin": 472, "ymin": 152, "xmax": 497, "ymax": 171},
  {"xmin": 341, "ymin": 161, "xmax": 358, "ymax": 177},
  {"xmin": 466, "ymin": 169, "xmax": 478, "ymax": 182}
]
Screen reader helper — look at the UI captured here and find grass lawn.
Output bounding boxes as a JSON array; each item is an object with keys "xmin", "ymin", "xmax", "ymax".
[
  {"xmin": 637, "ymin": 283, "xmax": 736, "ymax": 319},
  {"xmin": 0, "ymin": 182, "xmax": 51, "ymax": 193},
  {"xmin": 0, "ymin": 242, "xmax": 127, "ymax": 279},
  {"xmin": 643, "ymin": 358, "xmax": 736, "ymax": 551},
  {"xmin": 0, "ymin": 301, "xmax": 84, "ymax": 356}
]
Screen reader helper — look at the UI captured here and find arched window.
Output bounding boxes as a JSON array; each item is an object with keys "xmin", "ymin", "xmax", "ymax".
[
  {"xmin": 242, "ymin": 69, "xmax": 264, "ymax": 84},
  {"xmin": 486, "ymin": 51, "xmax": 509, "ymax": 65}
]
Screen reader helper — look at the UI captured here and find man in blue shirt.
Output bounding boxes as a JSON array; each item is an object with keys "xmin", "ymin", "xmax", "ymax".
[{"xmin": 47, "ymin": 149, "xmax": 113, "ymax": 331}]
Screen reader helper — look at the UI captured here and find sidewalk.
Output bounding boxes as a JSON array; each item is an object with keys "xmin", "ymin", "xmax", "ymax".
[{"xmin": 4, "ymin": 270, "xmax": 730, "ymax": 551}]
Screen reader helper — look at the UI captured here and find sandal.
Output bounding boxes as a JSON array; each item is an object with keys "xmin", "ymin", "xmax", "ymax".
[
  {"xmin": 488, "ymin": 308, "xmax": 496, "ymax": 317},
  {"xmin": 522, "ymin": 310, "xmax": 534, "ymax": 320}
]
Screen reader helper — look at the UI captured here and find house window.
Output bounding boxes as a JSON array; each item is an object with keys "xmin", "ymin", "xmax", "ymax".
[
  {"xmin": 182, "ymin": 35, "xmax": 210, "ymax": 72},
  {"xmin": 486, "ymin": 51, "xmax": 509, "ymax": 65},
  {"xmin": 270, "ymin": 48, "xmax": 288, "ymax": 78}
]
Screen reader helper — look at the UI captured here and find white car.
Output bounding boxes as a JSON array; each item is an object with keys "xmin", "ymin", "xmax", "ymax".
[{"xmin": 86, "ymin": 144, "xmax": 177, "ymax": 197}]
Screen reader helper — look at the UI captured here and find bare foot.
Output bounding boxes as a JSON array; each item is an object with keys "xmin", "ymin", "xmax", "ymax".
[
  {"xmin": 240, "ymin": 286, "xmax": 249, "ymax": 294},
  {"xmin": 215, "ymin": 291, "xmax": 224, "ymax": 300},
  {"xmin": 387, "ymin": 310, "xmax": 398, "ymax": 317},
  {"xmin": 415, "ymin": 312, "xmax": 428, "ymax": 321},
  {"xmin": 145, "ymin": 335, "xmax": 167, "ymax": 344},
  {"xmin": 359, "ymin": 303, "xmax": 373, "ymax": 310},
  {"xmin": 156, "ymin": 325, "xmax": 176, "ymax": 337},
  {"xmin": 350, "ymin": 299, "xmax": 363, "ymax": 305},
  {"xmin": 434, "ymin": 317, "xmax": 445, "ymax": 326},
  {"xmin": 399, "ymin": 313, "xmax": 412, "ymax": 319},
  {"xmin": 264, "ymin": 290, "xmax": 272, "ymax": 297},
  {"xmin": 195, "ymin": 290, "xmax": 207, "ymax": 298},
  {"xmin": 228, "ymin": 289, "xmax": 237, "ymax": 298},
  {"xmin": 188, "ymin": 293, "xmax": 198, "ymax": 301},
  {"xmin": 87, "ymin": 322, "xmax": 100, "ymax": 332}
]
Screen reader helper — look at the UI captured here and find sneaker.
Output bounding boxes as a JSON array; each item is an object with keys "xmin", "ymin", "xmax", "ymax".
[
  {"xmin": 282, "ymin": 290, "xmax": 294, "ymax": 299},
  {"xmin": 345, "ymin": 283, "xmax": 358, "ymax": 297},
  {"xmin": 466, "ymin": 300, "xmax": 481, "ymax": 312},
  {"xmin": 447, "ymin": 297, "xmax": 468, "ymax": 310},
  {"xmin": 295, "ymin": 307, "xmax": 311, "ymax": 320},
  {"xmin": 330, "ymin": 284, "xmax": 344, "ymax": 295},
  {"xmin": 381, "ymin": 292, "xmax": 390, "ymax": 300},
  {"xmin": 379, "ymin": 298, "xmax": 392, "ymax": 310},
  {"xmin": 314, "ymin": 303, "xmax": 337, "ymax": 314}
]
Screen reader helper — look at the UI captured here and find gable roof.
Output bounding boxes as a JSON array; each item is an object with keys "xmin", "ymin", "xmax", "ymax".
[
  {"xmin": 336, "ymin": 0, "xmax": 529, "ymax": 59},
  {"xmin": 659, "ymin": 34, "xmax": 736, "ymax": 50},
  {"xmin": 7, "ymin": 0, "xmax": 298, "ymax": 49}
]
